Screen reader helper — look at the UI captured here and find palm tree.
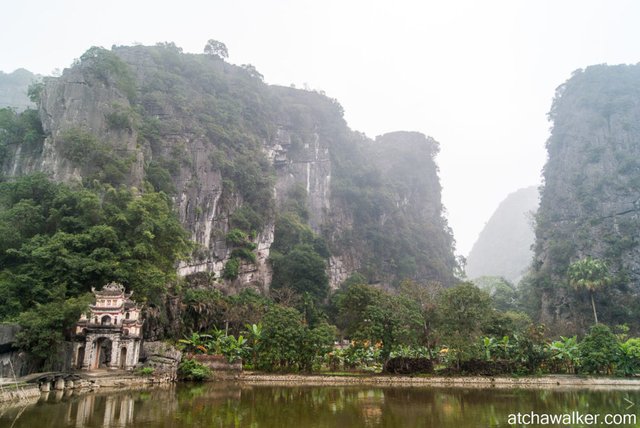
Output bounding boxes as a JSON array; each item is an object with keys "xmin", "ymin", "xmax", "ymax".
[{"xmin": 567, "ymin": 257, "xmax": 611, "ymax": 324}]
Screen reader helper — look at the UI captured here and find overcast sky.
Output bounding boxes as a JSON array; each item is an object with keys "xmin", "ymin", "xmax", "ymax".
[{"xmin": 2, "ymin": 0, "xmax": 639, "ymax": 256}]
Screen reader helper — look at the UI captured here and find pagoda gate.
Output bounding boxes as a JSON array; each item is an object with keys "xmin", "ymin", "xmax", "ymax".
[{"xmin": 71, "ymin": 282, "xmax": 143, "ymax": 370}]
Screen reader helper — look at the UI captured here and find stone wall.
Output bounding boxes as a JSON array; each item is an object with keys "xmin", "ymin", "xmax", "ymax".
[{"xmin": 190, "ymin": 354, "xmax": 242, "ymax": 379}]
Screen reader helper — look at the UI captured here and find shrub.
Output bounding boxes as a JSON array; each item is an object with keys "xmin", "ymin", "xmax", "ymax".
[
  {"xmin": 137, "ymin": 367, "xmax": 155, "ymax": 376},
  {"xmin": 617, "ymin": 338, "xmax": 640, "ymax": 376},
  {"xmin": 57, "ymin": 128, "xmax": 98, "ymax": 164},
  {"xmin": 226, "ymin": 228, "xmax": 249, "ymax": 246},
  {"xmin": 222, "ymin": 257, "xmax": 240, "ymax": 280},
  {"xmin": 231, "ymin": 248, "xmax": 256, "ymax": 263},
  {"xmin": 178, "ymin": 358, "xmax": 212, "ymax": 381},
  {"xmin": 383, "ymin": 357, "xmax": 434, "ymax": 375},
  {"xmin": 578, "ymin": 324, "xmax": 620, "ymax": 374}
]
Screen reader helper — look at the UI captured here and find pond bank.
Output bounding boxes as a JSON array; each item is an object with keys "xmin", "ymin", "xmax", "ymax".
[
  {"xmin": 4, "ymin": 371, "xmax": 640, "ymax": 405},
  {"xmin": 0, "ymin": 369, "xmax": 173, "ymax": 404},
  {"xmin": 240, "ymin": 372, "xmax": 640, "ymax": 390}
]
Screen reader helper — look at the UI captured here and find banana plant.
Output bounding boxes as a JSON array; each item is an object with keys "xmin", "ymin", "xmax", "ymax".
[
  {"xmin": 178, "ymin": 332, "xmax": 212, "ymax": 354},
  {"xmin": 549, "ymin": 335, "xmax": 579, "ymax": 373}
]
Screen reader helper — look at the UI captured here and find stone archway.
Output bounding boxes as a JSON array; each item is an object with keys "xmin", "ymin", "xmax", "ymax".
[
  {"xmin": 76, "ymin": 346, "xmax": 85, "ymax": 369},
  {"xmin": 94, "ymin": 338, "xmax": 113, "ymax": 369},
  {"xmin": 120, "ymin": 347, "xmax": 127, "ymax": 369}
]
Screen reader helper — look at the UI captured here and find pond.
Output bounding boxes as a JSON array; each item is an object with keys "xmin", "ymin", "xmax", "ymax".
[{"xmin": 2, "ymin": 383, "xmax": 640, "ymax": 427}]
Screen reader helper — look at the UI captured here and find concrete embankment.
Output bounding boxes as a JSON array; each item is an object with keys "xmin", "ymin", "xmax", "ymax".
[
  {"xmin": 240, "ymin": 373, "xmax": 640, "ymax": 390},
  {"xmin": 0, "ymin": 370, "xmax": 173, "ymax": 404},
  {"xmin": 0, "ymin": 383, "xmax": 41, "ymax": 404},
  {"xmin": 5, "ymin": 371, "xmax": 640, "ymax": 406}
]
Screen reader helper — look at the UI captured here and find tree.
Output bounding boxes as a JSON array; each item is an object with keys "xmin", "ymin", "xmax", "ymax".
[
  {"xmin": 27, "ymin": 82, "xmax": 44, "ymax": 104},
  {"xmin": 473, "ymin": 276, "xmax": 519, "ymax": 312},
  {"xmin": 0, "ymin": 176, "xmax": 192, "ymax": 320},
  {"xmin": 241, "ymin": 64, "xmax": 264, "ymax": 81},
  {"xmin": 398, "ymin": 279, "xmax": 442, "ymax": 350},
  {"xmin": 567, "ymin": 257, "xmax": 611, "ymax": 324},
  {"xmin": 334, "ymin": 281, "xmax": 422, "ymax": 357},
  {"xmin": 204, "ymin": 39, "xmax": 228, "ymax": 59},
  {"xmin": 256, "ymin": 305, "xmax": 335, "ymax": 371},
  {"xmin": 15, "ymin": 295, "xmax": 93, "ymax": 364},
  {"xmin": 270, "ymin": 244, "xmax": 329, "ymax": 303},
  {"xmin": 578, "ymin": 324, "xmax": 619, "ymax": 374},
  {"xmin": 435, "ymin": 282, "xmax": 493, "ymax": 366}
]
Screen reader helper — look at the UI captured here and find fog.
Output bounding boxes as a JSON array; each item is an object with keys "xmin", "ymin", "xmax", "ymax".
[{"xmin": 2, "ymin": 0, "xmax": 639, "ymax": 255}]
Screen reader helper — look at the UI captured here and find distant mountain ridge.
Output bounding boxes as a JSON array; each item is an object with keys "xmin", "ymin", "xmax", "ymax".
[
  {"xmin": 466, "ymin": 186, "xmax": 538, "ymax": 283},
  {"xmin": 0, "ymin": 68, "xmax": 41, "ymax": 111}
]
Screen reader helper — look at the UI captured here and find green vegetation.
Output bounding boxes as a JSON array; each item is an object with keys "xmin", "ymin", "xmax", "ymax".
[
  {"xmin": 27, "ymin": 82, "xmax": 44, "ymax": 104},
  {"xmin": 222, "ymin": 257, "xmax": 240, "ymax": 280},
  {"xmin": 15, "ymin": 295, "xmax": 92, "ymax": 362},
  {"xmin": 6, "ymin": 45, "xmax": 640, "ymax": 380},
  {"xmin": 436, "ymin": 283, "xmax": 493, "ymax": 367},
  {"xmin": 256, "ymin": 305, "xmax": 335, "ymax": 372},
  {"xmin": 0, "ymin": 175, "xmax": 191, "ymax": 362},
  {"xmin": 225, "ymin": 228, "xmax": 257, "ymax": 265},
  {"xmin": 178, "ymin": 358, "xmax": 212, "ymax": 381},
  {"xmin": 531, "ymin": 64, "xmax": 640, "ymax": 332},
  {"xmin": 203, "ymin": 39, "xmax": 228, "ymax": 59},
  {"xmin": 113, "ymin": 43, "xmax": 277, "ymax": 233},
  {"xmin": 0, "ymin": 107, "xmax": 45, "ymax": 168},
  {"xmin": 57, "ymin": 127, "xmax": 134, "ymax": 186},
  {"xmin": 270, "ymin": 188, "xmax": 330, "ymax": 305},
  {"xmin": 137, "ymin": 367, "xmax": 155, "ymax": 376},
  {"xmin": 172, "ymin": 277, "xmax": 640, "ymax": 376},
  {"xmin": 329, "ymin": 131, "xmax": 457, "ymax": 285},
  {"xmin": 178, "ymin": 328, "xmax": 249, "ymax": 363},
  {"xmin": 79, "ymin": 46, "xmax": 137, "ymax": 101},
  {"xmin": 567, "ymin": 257, "xmax": 611, "ymax": 324}
]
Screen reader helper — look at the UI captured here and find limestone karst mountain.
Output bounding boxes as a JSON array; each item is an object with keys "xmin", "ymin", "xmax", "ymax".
[
  {"xmin": 530, "ymin": 64, "xmax": 640, "ymax": 333},
  {"xmin": 0, "ymin": 44, "xmax": 457, "ymax": 293},
  {"xmin": 466, "ymin": 186, "xmax": 538, "ymax": 284},
  {"xmin": 0, "ymin": 68, "xmax": 41, "ymax": 111}
]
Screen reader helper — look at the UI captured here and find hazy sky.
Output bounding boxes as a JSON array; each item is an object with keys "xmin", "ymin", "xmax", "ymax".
[{"xmin": 2, "ymin": 0, "xmax": 640, "ymax": 255}]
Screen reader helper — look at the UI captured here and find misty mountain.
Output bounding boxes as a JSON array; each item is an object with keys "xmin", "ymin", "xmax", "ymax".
[
  {"xmin": 530, "ymin": 64, "xmax": 640, "ymax": 333},
  {"xmin": 0, "ymin": 44, "xmax": 457, "ymax": 296},
  {"xmin": 466, "ymin": 186, "xmax": 538, "ymax": 283},
  {"xmin": 0, "ymin": 68, "xmax": 41, "ymax": 111}
]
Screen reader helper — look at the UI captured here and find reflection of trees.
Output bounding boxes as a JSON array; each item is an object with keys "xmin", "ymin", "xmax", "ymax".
[{"xmin": 3, "ymin": 384, "xmax": 640, "ymax": 427}]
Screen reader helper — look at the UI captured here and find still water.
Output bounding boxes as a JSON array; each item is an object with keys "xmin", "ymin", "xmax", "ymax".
[{"xmin": 2, "ymin": 383, "xmax": 640, "ymax": 427}]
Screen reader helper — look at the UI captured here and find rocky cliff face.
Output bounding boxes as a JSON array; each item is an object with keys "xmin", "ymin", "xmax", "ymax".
[
  {"xmin": 466, "ymin": 186, "xmax": 538, "ymax": 283},
  {"xmin": 1, "ymin": 44, "xmax": 456, "ymax": 291},
  {"xmin": 532, "ymin": 64, "xmax": 640, "ymax": 333}
]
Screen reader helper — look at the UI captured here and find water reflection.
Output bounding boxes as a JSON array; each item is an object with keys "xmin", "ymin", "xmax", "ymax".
[{"xmin": 1, "ymin": 383, "xmax": 640, "ymax": 427}]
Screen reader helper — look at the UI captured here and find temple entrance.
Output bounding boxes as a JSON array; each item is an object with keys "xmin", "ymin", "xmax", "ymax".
[
  {"xmin": 120, "ymin": 347, "xmax": 127, "ymax": 369},
  {"xmin": 73, "ymin": 282, "xmax": 144, "ymax": 371},
  {"xmin": 76, "ymin": 346, "xmax": 85, "ymax": 369},
  {"xmin": 94, "ymin": 338, "xmax": 113, "ymax": 369}
]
